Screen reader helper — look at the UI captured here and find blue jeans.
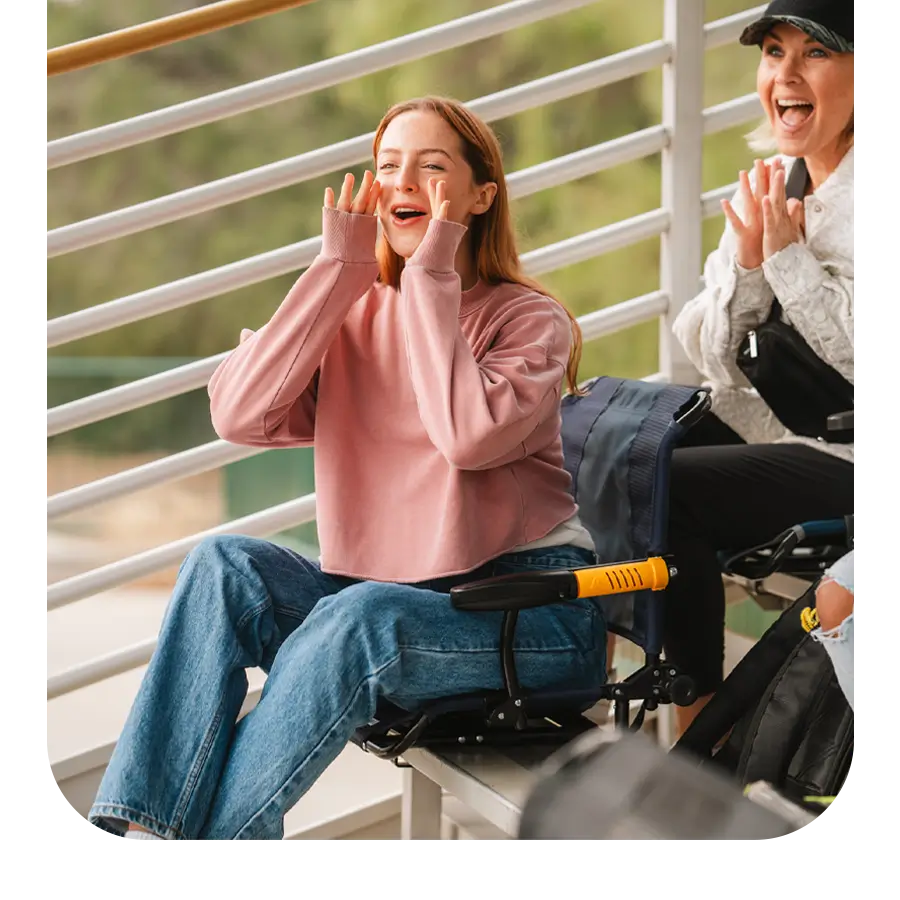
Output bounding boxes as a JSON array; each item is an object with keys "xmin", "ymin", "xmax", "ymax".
[
  {"xmin": 811, "ymin": 550, "xmax": 854, "ymax": 710},
  {"xmin": 89, "ymin": 535, "xmax": 605, "ymax": 839}
]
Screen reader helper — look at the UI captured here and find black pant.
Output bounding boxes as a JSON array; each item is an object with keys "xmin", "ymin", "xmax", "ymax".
[{"xmin": 662, "ymin": 415, "xmax": 853, "ymax": 696}]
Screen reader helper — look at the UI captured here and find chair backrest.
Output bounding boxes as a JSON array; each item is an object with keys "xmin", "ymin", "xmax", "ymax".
[{"xmin": 561, "ymin": 376, "xmax": 709, "ymax": 652}]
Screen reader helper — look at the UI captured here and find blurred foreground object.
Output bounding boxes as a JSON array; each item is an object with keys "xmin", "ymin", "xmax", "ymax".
[{"xmin": 518, "ymin": 728, "xmax": 813, "ymax": 839}]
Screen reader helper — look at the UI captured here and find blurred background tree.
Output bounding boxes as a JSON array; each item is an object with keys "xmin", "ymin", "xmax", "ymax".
[{"xmin": 48, "ymin": 0, "xmax": 761, "ymax": 453}]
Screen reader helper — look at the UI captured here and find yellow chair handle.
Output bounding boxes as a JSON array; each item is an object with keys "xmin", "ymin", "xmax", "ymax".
[{"xmin": 573, "ymin": 557, "xmax": 670, "ymax": 598}]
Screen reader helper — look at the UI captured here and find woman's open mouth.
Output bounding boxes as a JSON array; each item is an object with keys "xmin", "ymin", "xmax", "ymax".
[
  {"xmin": 389, "ymin": 205, "xmax": 429, "ymax": 227},
  {"xmin": 775, "ymin": 98, "xmax": 815, "ymax": 133}
]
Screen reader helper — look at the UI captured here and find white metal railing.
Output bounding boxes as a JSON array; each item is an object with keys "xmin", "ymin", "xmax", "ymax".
[
  {"xmin": 48, "ymin": 123, "xmax": 672, "ymax": 348},
  {"xmin": 46, "ymin": 182, "xmax": 739, "ymax": 439},
  {"xmin": 47, "ymin": 0, "xmax": 760, "ymax": 171},
  {"xmin": 47, "ymin": 439, "xmax": 265, "ymax": 520},
  {"xmin": 47, "ymin": 40, "xmax": 674, "ymax": 257},
  {"xmin": 43, "ymin": 176, "xmax": 737, "ymax": 437},
  {"xmin": 48, "ymin": 493, "xmax": 318, "ymax": 611},
  {"xmin": 48, "ymin": 1, "xmax": 766, "ymax": 713},
  {"xmin": 46, "ymin": 6, "xmax": 763, "ymax": 258},
  {"xmin": 46, "ymin": 107, "xmax": 757, "ymax": 348},
  {"xmin": 48, "ymin": 0, "xmax": 599, "ymax": 169}
]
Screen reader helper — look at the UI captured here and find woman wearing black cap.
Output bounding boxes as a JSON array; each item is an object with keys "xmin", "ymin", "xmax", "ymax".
[{"xmin": 664, "ymin": 0, "xmax": 854, "ymax": 732}]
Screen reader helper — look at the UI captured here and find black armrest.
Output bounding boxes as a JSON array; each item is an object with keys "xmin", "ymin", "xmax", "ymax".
[
  {"xmin": 451, "ymin": 570, "xmax": 579, "ymax": 612},
  {"xmin": 450, "ymin": 558, "xmax": 671, "ymax": 613},
  {"xmin": 827, "ymin": 410, "xmax": 853, "ymax": 432}
]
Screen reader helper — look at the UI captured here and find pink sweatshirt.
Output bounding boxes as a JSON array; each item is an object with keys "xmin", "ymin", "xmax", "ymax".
[{"xmin": 208, "ymin": 207, "xmax": 578, "ymax": 582}]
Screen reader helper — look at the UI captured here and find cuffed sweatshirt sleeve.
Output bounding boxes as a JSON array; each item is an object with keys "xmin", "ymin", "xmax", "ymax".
[
  {"xmin": 208, "ymin": 208, "xmax": 379, "ymax": 446},
  {"xmin": 399, "ymin": 219, "xmax": 570, "ymax": 471}
]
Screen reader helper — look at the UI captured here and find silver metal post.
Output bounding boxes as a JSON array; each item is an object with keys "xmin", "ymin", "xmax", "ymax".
[
  {"xmin": 659, "ymin": 0, "xmax": 705, "ymax": 385},
  {"xmin": 401, "ymin": 768, "xmax": 443, "ymax": 839}
]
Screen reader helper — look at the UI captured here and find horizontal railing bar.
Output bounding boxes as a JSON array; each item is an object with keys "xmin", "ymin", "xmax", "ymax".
[
  {"xmin": 47, "ymin": 207, "xmax": 673, "ymax": 436},
  {"xmin": 47, "ymin": 0, "xmax": 601, "ymax": 169},
  {"xmin": 48, "ymin": 3, "xmax": 750, "ymax": 170},
  {"xmin": 48, "ymin": 126, "xmax": 669, "ymax": 349},
  {"xmin": 47, "ymin": 439, "xmax": 265, "ymax": 520},
  {"xmin": 471, "ymin": 41, "xmax": 672, "ymax": 126},
  {"xmin": 47, "ymin": 356, "xmax": 201, "ymax": 377},
  {"xmin": 47, "ymin": 493, "xmax": 317, "ymax": 610},
  {"xmin": 577, "ymin": 290, "xmax": 669, "ymax": 342},
  {"xmin": 47, "ymin": 40, "xmax": 672, "ymax": 258},
  {"xmin": 509, "ymin": 125, "xmax": 669, "ymax": 197},
  {"xmin": 702, "ymin": 5, "xmax": 766, "ymax": 50},
  {"xmin": 523, "ymin": 208, "xmax": 670, "ymax": 275},
  {"xmin": 701, "ymin": 181, "xmax": 738, "ymax": 218},
  {"xmin": 47, "ymin": 0, "xmax": 317, "ymax": 77},
  {"xmin": 48, "ymin": 237, "xmax": 319, "ymax": 349},
  {"xmin": 703, "ymin": 93, "xmax": 762, "ymax": 135},
  {"xmin": 48, "ymin": 637, "xmax": 158, "ymax": 699},
  {"xmin": 47, "ymin": 354, "xmax": 227, "ymax": 437}
]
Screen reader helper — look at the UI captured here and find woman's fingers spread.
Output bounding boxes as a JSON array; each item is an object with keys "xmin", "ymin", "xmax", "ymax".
[
  {"xmin": 324, "ymin": 187, "xmax": 334, "ymax": 209},
  {"xmin": 768, "ymin": 166, "xmax": 787, "ymax": 217},
  {"xmin": 761, "ymin": 195, "xmax": 775, "ymax": 228},
  {"xmin": 753, "ymin": 159, "xmax": 769, "ymax": 203},
  {"xmin": 721, "ymin": 199, "xmax": 745, "ymax": 234},
  {"xmin": 351, "ymin": 170, "xmax": 374, "ymax": 213},
  {"xmin": 365, "ymin": 180, "xmax": 381, "ymax": 216},
  {"xmin": 338, "ymin": 173, "xmax": 354, "ymax": 211},
  {"xmin": 769, "ymin": 165, "xmax": 784, "ymax": 199},
  {"xmin": 787, "ymin": 197, "xmax": 806, "ymax": 237},
  {"xmin": 738, "ymin": 170, "xmax": 757, "ymax": 220}
]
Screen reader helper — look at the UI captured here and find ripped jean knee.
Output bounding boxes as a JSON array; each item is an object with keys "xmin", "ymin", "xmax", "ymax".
[
  {"xmin": 824, "ymin": 549, "xmax": 854, "ymax": 596},
  {"xmin": 810, "ymin": 551, "xmax": 854, "ymax": 710}
]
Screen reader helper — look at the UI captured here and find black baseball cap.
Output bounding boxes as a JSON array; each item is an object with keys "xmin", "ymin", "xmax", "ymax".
[{"xmin": 739, "ymin": 0, "xmax": 854, "ymax": 53}]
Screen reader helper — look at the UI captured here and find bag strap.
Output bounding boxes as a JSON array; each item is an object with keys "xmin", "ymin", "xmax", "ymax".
[
  {"xmin": 765, "ymin": 159, "xmax": 810, "ymax": 322},
  {"xmin": 673, "ymin": 586, "xmax": 816, "ymax": 759},
  {"xmin": 785, "ymin": 156, "xmax": 810, "ymax": 201}
]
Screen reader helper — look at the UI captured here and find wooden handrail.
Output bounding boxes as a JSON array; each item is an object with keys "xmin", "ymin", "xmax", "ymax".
[{"xmin": 48, "ymin": 0, "xmax": 318, "ymax": 77}]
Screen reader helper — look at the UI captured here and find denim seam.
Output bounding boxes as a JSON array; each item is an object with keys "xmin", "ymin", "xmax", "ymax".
[
  {"xmin": 170, "ymin": 647, "xmax": 242, "ymax": 835},
  {"xmin": 173, "ymin": 549, "xmax": 276, "ymax": 835},
  {"xmin": 395, "ymin": 641, "xmax": 595, "ymax": 655},
  {"xmin": 230, "ymin": 649, "xmax": 406, "ymax": 839},
  {"xmin": 273, "ymin": 606, "xmax": 306, "ymax": 622}
]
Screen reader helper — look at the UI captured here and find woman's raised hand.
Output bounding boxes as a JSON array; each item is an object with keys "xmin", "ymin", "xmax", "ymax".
[
  {"xmin": 721, "ymin": 158, "xmax": 773, "ymax": 270},
  {"xmin": 427, "ymin": 177, "xmax": 451, "ymax": 221},
  {"xmin": 324, "ymin": 170, "xmax": 381, "ymax": 215},
  {"xmin": 762, "ymin": 164, "xmax": 806, "ymax": 261}
]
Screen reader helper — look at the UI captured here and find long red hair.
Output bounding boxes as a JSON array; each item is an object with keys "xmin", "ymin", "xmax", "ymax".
[{"xmin": 372, "ymin": 96, "xmax": 584, "ymax": 395}]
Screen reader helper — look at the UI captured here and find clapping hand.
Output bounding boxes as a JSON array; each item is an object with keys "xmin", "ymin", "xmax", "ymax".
[
  {"xmin": 761, "ymin": 164, "xmax": 805, "ymax": 261},
  {"xmin": 721, "ymin": 158, "xmax": 804, "ymax": 270}
]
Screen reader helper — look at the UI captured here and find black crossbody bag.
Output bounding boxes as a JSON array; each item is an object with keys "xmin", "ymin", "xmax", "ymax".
[{"xmin": 735, "ymin": 159, "xmax": 853, "ymax": 443}]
